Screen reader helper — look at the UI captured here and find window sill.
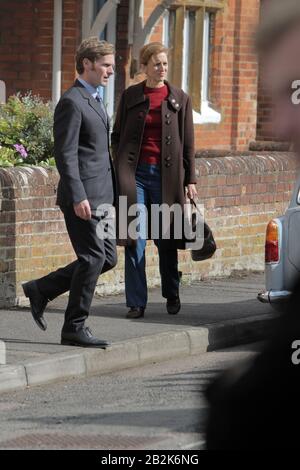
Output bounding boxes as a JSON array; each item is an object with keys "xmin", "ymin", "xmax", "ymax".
[{"xmin": 193, "ymin": 101, "xmax": 221, "ymax": 124}]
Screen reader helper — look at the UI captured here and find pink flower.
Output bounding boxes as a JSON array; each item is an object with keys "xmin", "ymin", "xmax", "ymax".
[{"xmin": 13, "ymin": 144, "xmax": 28, "ymax": 158}]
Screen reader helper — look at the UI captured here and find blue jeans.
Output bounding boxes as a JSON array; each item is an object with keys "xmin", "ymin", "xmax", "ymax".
[{"xmin": 125, "ymin": 163, "xmax": 180, "ymax": 308}]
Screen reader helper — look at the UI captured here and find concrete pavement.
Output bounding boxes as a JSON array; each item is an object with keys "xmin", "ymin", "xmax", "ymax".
[{"xmin": 0, "ymin": 273, "xmax": 276, "ymax": 394}]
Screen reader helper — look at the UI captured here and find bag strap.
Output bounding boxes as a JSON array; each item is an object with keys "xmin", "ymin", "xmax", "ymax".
[{"xmin": 190, "ymin": 198, "xmax": 202, "ymax": 216}]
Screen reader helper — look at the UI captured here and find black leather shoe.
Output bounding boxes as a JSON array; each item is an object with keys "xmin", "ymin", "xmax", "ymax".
[
  {"xmin": 166, "ymin": 296, "xmax": 181, "ymax": 315},
  {"xmin": 22, "ymin": 280, "xmax": 48, "ymax": 331},
  {"xmin": 126, "ymin": 307, "xmax": 145, "ymax": 319},
  {"xmin": 61, "ymin": 327, "xmax": 110, "ymax": 348}
]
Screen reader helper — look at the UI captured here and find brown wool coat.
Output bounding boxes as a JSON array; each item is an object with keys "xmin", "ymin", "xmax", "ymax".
[{"xmin": 111, "ymin": 80, "xmax": 196, "ymax": 248}]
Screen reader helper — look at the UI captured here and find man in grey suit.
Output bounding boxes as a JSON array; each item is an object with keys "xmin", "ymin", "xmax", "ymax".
[{"xmin": 22, "ymin": 37, "xmax": 117, "ymax": 348}]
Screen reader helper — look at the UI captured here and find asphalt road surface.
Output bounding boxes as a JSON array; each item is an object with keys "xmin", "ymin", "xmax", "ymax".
[{"xmin": 0, "ymin": 343, "xmax": 260, "ymax": 450}]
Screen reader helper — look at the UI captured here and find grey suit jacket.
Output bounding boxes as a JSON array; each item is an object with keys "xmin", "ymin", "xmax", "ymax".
[{"xmin": 54, "ymin": 80, "xmax": 115, "ymax": 210}]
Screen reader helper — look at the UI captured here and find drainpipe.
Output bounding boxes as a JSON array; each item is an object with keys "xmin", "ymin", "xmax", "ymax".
[{"xmin": 52, "ymin": 0, "xmax": 62, "ymax": 105}]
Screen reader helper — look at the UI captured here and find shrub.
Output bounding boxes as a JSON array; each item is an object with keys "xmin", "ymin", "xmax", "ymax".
[{"xmin": 0, "ymin": 93, "xmax": 55, "ymax": 167}]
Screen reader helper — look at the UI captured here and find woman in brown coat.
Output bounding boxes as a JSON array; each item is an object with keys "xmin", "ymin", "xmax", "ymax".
[{"xmin": 111, "ymin": 42, "xmax": 197, "ymax": 319}]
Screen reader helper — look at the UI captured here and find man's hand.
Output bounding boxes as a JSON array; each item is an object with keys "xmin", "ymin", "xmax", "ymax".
[
  {"xmin": 73, "ymin": 199, "xmax": 92, "ymax": 220},
  {"xmin": 186, "ymin": 184, "xmax": 198, "ymax": 200}
]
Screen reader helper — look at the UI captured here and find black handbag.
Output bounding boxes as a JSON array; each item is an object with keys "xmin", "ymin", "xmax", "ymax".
[{"xmin": 189, "ymin": 199, "xmax": 217, "ymax": 262}]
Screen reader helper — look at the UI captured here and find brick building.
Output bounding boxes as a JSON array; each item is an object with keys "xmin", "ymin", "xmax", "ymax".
[
  {"xmin": 0, "ymin": 0, "xmax": 270, "ymax": 151},
  {"xmin": 1, "ymin": 0, "xmax": 297, "ymax": 307}
]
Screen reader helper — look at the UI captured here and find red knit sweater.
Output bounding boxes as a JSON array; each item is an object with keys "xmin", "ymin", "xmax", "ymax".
[{"xmin": 139, "ymin": 84, "xmax": 169, "ymax": 166}]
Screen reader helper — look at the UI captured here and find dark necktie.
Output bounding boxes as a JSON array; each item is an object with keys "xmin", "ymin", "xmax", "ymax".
[{"xmin": 95, "ymin": 93, "xmax": 107, "ymax": 123}]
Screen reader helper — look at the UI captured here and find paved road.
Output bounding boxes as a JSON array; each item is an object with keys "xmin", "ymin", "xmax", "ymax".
[{"xmin": 0, "ymin": 343, "xmax": 261, "ymax": 450}]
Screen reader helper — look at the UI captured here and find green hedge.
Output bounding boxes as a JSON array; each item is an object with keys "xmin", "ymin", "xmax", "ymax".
[{"xmin": 0, "ymin": 93, "xmax": 55, "ymax": 167}]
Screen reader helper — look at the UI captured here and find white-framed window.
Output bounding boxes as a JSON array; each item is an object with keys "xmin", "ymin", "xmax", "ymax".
[
  {"xmin": 201, "ymin": 11, "xmax": 210, "ymax": 103},
  {"xmin": 98, "ymin": 8, "xmax": 116, "ymax": 121},
  {"xmin": 82, "ymin": 0, "xmax": 116, "ymax": 120},
  {"xmin": 94, "ymin": 0, "xmax": 107, "ymax": 22},
  {"xmin": 182, "ymin": 9, "xmax": 193, "ymax": 94},
  {"xmin": 163, "ymin": 2, "xmax": 222, "ymax": 124}
]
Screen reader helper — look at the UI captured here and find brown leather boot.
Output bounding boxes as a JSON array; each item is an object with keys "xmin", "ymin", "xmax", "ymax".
[{"xmin": 126, "ymin": 307, "xmax": 145, "ymax": 319}]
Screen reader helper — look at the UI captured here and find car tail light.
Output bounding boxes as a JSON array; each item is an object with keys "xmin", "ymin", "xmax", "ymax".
[{"xmin": 265, "ymin": 220, "xmax": 279, "ymax": 263}]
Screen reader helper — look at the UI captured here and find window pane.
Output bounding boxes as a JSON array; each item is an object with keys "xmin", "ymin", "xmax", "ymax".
[
  {"xmin": 187, "ymin": 10, "xmax": 196, "ymax": 95},
  {"xmin": 182, "ymin": 10, "xmax": 197, "ymax": 96},
  {"xmin": 100, "ymin": 25, "xmax": 107, "ymax": 40},
  {"xmin": 162, "ymin": 9, "xmax": 176, "ymax": 82},
  {"xmin": 93, "ymin": 0, "xmax": 107, "ymax": 22},
  {"xmin": 162, "ymin": 10, "xmax": 169, "ymax": 47},
  {"xmin": 182, "ymin": 11, "xmax": 189, "ymax": 92},
  {"xmin": 92, "ymin": 0, "xmax": 107, "ymax": 39},
  {"xmin": 202, "ymin": 12, "xmax": 211, "ymax": 103}
]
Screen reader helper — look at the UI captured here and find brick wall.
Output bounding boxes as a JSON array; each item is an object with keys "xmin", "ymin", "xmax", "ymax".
[
  {"xmin": 115, "ymin": 0, "xmax": 130, "ymax": 106},
  {"xmin": 256, "ymin": 0, "xmax": 275, "ymax": 142},
  {"xmin": 117, "ymin": 0, "xmax": 261, "ymax": 151},
  {"xmin": 1, "ymin": 0, "xmax": 264, "ymax": 151},
  {"xmin": 256, "ymin": 70, "xmax": 275, "ymax": 142},
  {"xmin": 205, "ymin": 0, "xmax": 260, "ymax": 151},
  {"xmin": 0, "ymin": 167, "xmax": 74, "ymax": 306},
  {"xmin": 0, "ymin": 152, "xmax": 298, "ymax": 307},
  {"xmin": 61, "ymin": 0, "xmax": 83, "ymax": 94},
  {"xmin": 0, "ymin": 0, "xmax": 82, "ymax": 100}
]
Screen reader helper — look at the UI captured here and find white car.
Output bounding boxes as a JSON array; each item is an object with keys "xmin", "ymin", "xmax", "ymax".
[{"xmin": 258, "ymin": 178, "xmax": 300, "ymax": 308}]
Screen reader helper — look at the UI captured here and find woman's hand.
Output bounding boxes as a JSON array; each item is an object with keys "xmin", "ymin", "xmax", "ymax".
[{"xmin": 186, "ymin": 184, "xmax": 198, "ymax": 200}]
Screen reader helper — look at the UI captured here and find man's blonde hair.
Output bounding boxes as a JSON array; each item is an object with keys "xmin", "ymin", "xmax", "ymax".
[
  {"xmin": 76, "ymin": 37, "xmax": 115, "ymax": 74},
  {"xmin": 256, "ymin": 0, "xmax": 300, "ymax": 52}
]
